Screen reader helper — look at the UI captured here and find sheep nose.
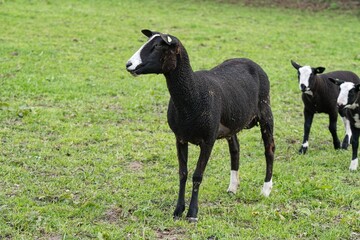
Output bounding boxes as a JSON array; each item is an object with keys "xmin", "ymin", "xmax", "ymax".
[
  {"xmin": 337, "ymin": 103, "xmax": 345, "ymax": 110},
  {"xmin": 300, "ymin": 84, "xmax": 306, "ymax": 92},
  {"xmin": 126, "ymin": 61, "xmax": 132, "ymax": 69}
]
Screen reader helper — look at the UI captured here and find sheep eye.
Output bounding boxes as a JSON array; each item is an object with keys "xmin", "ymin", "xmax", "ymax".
[
  {"xmin": 349, "ymin": 89, "xmax": 356, "ymax": 97},
  {"xmin": 151, "ymin": 43, "xmax": 161, "ymax": 52}
]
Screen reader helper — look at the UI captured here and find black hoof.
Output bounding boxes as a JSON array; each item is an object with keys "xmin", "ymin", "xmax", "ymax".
[
  {"xmin": 186, "ymin": 208, "xmax": 198, "ymax": 222},
  {"xmin": 299, "ymin": 147, "xmax": 307, "ymax": 154},
  {"xmin": 173, "ymin": 205, "xmax": 185, "ymax": 220},
  {"xmin": 341, "ymin": 135, "xmax": 349, "ymax": 149},
  {"xmin": 341, "ymin": 143, "xmax": 349, "ymax": 150}
]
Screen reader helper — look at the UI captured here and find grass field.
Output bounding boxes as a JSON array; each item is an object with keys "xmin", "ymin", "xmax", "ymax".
[{"xmin": 0, "ymin": 0, "xmax": 359, "ymax": 239}]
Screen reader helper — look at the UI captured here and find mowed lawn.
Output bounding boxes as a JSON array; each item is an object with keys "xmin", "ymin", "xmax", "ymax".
[{"xmin": 0, "ymin": 0, "xmax": 359, "ymax": 239}]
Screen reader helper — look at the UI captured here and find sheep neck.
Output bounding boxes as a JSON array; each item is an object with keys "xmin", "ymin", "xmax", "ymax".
[
  {"xmin": 164, "ymin": 47, "xmax": 202, "ymax": 116},
  {"xmin": 312, "ymin": 76, "xmax": 322, "ymax": 92}
]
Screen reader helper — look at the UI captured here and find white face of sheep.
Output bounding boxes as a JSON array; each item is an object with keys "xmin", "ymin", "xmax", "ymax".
[
  {"xmin": 126, "ymin": 29, "xmax": 179, "ymax": 76},
  {"xmin": 291, "ymin": 60, "xmax": 325, "ymax": 95},
  {"xmin": 298, "ymin": 66, "xmax": 312, "ymax": 92},
  {"xmin": 329, "ymin": 77, "xmax": 360, "ymax": 110},
  {"xmin": 338, "ymin": 82, "xmax": 355, "ymax": 108},
  {"xmin": 335, "ymin": 81, "xmax": 360, "ymax": 110}
]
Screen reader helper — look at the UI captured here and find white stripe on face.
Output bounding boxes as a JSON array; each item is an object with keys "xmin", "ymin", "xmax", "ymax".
[
  {"xmin": 126, "ymin": 34, "xmax": 160, "ymax": 71},
  {"xmin": 338, "ymin": 82, "xmax": 355, "ymax": 106},
  {"xmin": 298, "ymin": 66, "xmax": 312, "ymax": 90}
]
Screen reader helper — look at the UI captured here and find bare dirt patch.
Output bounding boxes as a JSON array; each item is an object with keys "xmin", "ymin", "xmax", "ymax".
[
  {"xmin": 155, "ymin": 228, "xmax": 187, "ymax": 240},
  {"xmin": 103, "ymin": 205, "xmax": 124, "ymax": 223},
  {"xmin": 128, "ymin": 161, "xmax": 143, "ymax": 171}
]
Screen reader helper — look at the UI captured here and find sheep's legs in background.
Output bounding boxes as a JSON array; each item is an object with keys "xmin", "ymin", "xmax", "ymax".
[
  {"xmin": 226, "ymin": 135, "xmax": 240, "ymax": 194},
  {"xmin": 350, "ymin": 127, "xmax": 359, "ymax": 171},
  {"xmin": 328, "ymin": 112, "xmax": 341, "ymax": 150},
  {"xmin": 173, "ymin": 140, "xmax": 188, "ymax": 219},
  {"xmin": 299, "ymin": 110, "xmax": 314, "ymax": 154},
  {"xmin": 340, "ymin": 116, "xmax": 352, "ymax": 149},
  {"xmin": 186, "ymin": 142, "xmax": 214, "ymax": 222},
  {"xmin": 259, "ymin": 102, "xmax": 275, "ymax": 197}
]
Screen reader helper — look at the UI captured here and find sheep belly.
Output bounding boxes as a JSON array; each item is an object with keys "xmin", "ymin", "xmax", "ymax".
[{"xmin": 217, "ymin": 123, "xmax": 231, "ymax": 138}]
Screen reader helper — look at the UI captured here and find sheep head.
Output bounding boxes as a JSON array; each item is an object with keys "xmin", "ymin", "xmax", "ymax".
[
  {"xmin": 291, "ymin": 60, "xmax": 325, "ymax": 93},
  {"xmin": 126, "ymin": 29, "xmax": 181, "ymax": 76}
]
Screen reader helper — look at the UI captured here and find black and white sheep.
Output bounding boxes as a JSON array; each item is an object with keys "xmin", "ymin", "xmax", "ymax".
[
  {"xmin": 329, "ymin": 77, "xmax": 360, "ymax": 171},
  {"xmin": 291, "ymin": 60, "xmax": 360, "ymax": 154},
  {"xmin": 126, "ymin": 30, "xmax": 275, "ymax": 222}
]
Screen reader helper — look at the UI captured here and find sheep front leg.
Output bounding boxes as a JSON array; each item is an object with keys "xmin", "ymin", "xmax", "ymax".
[
  {"xmin": 328, "ymin": 112, "xmax": 341, "ymax": 150},
  {"xmin": 340, "ymin": 116, "xmax": 351, "ymax": 149},
  {"xmin": 350, "ymin": 127, "xmax": 359, "ymax": 171},
  {"xmin": 186, "ymin": 142, "xmax": 214, "ymax": 222},
  {"xmin": 299, "ymin": 110, "xmax": 314, "ymax": 154},
  {"xmin": 173, "ymin": 140, "xmax": 188, "ymax": 219}
]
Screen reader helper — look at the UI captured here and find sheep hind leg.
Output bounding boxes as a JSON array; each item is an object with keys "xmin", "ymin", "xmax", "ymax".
[
  {"xmin": 226, "ymin": 135, "xmax": 240, "ymax": 194},
  {"xmin": 259, "ymin": 102, "xmax": 275, "ymax": 197}
]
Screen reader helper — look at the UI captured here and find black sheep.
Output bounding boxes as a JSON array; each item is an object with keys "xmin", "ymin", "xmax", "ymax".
[
  {"xmin": 329, "ymin": 77, "xmax": 360, "ymax": 171},
  {"xmin": 291, "ymin": 60, "xmax": 360, "ymax": 154},
  {"xmin": 126, "ymin": 30, "xmax": 275, "ymax": 222}
]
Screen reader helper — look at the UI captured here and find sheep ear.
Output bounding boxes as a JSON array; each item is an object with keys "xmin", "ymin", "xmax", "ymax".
[
  {"xmin": 160, "ymin": 33, "xmax": 177, "ymax": 46},
  {"xmin": 291, "ymin": 60, "xmax": 301, "ymax": 70},
  {"xmin": 328, "ymin": 77, "xmax": 344, "ymax": 86},
  {"xmin": 314, "ymin": 67, "xmax": 325, "ymax": 74},
  {"xmin": 141, "ymin": 29, "xmax": 155, "ymax": 38}
]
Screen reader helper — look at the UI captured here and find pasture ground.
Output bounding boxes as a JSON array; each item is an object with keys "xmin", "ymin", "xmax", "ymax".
[{"xmin": 0, "ymin": 0, "xmax": 359, "ymax": 239}]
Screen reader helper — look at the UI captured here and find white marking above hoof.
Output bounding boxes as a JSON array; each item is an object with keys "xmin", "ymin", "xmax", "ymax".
[
  {"xmin": 261, "ymin": 179, "xmax": 273, "ymax": 197},
  {"xmin": 227, "ymin": 170, "xmax": 239, "ymax": 194},
  {"xmin": 187, "ymin": 217, "xmax": 198, "ymax": 223},
  {"xmin": 349, "ymin": 158, "xmax": 358, "ymax": 171}
]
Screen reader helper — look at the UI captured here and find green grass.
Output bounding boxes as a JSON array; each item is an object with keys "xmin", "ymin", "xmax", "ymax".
[{"xmin": 0, "ymin": 0, "xmax": 359, "ymax": 239}]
